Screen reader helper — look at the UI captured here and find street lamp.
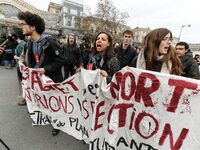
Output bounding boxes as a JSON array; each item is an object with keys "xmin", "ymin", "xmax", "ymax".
[{"xmin": 178, "ymin": 24, "xmax": 191, "ymax": 42}]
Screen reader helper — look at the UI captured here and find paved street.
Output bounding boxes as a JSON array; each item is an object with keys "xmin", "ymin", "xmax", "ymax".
[{"xmin": 0, "ymin": 66, "xmax": 89, "ymax": 150}]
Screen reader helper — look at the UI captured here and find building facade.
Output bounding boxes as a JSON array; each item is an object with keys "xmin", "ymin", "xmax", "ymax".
[
  {"xmin": 61, "ymin": 0, "xmax": 83, "ymax": 37},
  {"xmin": 131, "ymin": 27, "xmax": 151, "ymax": 46},
  {"xmin": 0, "ymin": 0, "xmax": 61, "ymax": 41}
]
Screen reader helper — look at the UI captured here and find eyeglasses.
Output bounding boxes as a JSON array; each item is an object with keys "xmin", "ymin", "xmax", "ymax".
[
  {"xmin": 176, "ymin": 47, "xmax": 185, "ymax": 51},
  {"xmin": 162, "ymin": 37, "xmax": 173, "ymax": 42},
  {"xmin": 20, "ymin": 23, "xmax": 28, "ymax": 26}
]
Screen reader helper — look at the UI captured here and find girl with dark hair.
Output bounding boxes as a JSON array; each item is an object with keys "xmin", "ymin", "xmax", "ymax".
[
  {"xmin": 63, "ymin": 33, "xmax": 82, "ymax": 79},
  {"xmin": 131, "ymin": 28, "xmax": 182, "ymax": 75},
  {"xmin": 88, "ymin": 32, "xmax": 120, "ymax": 83}
]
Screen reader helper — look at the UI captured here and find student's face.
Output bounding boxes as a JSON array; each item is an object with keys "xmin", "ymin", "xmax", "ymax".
[
  {"xmin": 20, "ymin": 21, "xmax": 34, "ymax": 36},
  {"xmin": 158, "ymin": 33, "xmax": 172, "ymax": 55},
  {"xmin": 197, "ymin": 57, "xmax": 200, "ymax": 63},
  {"xmin": 69, "ymin": 36, "xmax": 75, "ymax": 45},
  {"xmin": 96, "ymin": 33, "xmax": 110, "ymax": 54},
  {"xmin": 175, "ymin": 45, "xmax": 188, "ymax": 57},
  {"xmin": 122, "ymin": 33, "xmax": 132, "ymax": 46}
]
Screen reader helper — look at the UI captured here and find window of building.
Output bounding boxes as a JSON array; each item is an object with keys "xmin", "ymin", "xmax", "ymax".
[
  {"xmin": 71, "ymin": 9, "xmax": 77, "ymax": 15},
  {"xmin": 66, "ymin": 16, "xmax": 72, "ymax": 26}
]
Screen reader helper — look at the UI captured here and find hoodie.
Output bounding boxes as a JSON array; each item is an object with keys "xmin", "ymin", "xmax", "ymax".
[{"xmin": 180, "ymin": 49, "xmax": 200, "ymax": 79}]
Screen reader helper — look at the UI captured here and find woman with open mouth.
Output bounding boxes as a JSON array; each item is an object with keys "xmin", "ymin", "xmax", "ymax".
[
  {"xmin": 88, "ymin": 31, "xmax": 120, "ymax": 83},
  {"xmin": 131, "ymin": 28, "xmax": 182, "ymax": 75}
]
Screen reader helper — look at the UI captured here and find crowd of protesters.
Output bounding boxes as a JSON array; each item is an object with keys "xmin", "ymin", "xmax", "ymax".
[{"xmin": 0, "ymin": 11, "xmax": 200, "ymax": 137}]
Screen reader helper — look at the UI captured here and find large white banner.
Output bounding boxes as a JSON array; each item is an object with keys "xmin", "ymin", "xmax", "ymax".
[{"xmin": 20, "ymin": 64, "xmax": 200, "ymax": 150}]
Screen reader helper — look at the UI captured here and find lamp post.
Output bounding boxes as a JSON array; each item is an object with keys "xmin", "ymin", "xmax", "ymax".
[{"xmin": 178, "ymin": 24, "xmax": 191, "ymax": 42}]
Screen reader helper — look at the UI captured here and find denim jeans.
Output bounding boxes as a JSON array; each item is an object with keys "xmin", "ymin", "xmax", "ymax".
[{"xmin": 4, "ymin": 60, "xmax": 11, "ymax": 68}]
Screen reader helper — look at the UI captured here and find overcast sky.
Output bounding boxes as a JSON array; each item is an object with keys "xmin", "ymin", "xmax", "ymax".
[{"xmin": 23, "ymin": 0, "xmax": 199, "ymax": 43}]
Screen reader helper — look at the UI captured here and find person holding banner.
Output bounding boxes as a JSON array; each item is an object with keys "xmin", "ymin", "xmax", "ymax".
[
  {"xmin": 131, "ymin": 28, "xmax": 182, "ymax": 75},
  {"xmin": 88, "ymin": 31, "xmax": 120, "ymax": 83},
  {"xmin": 175, "ymin": 41, "xmax": 200, "ymax": 79},
  {"xmin": 17, "ymin": 11, "xmax": 64, "ymax": 136}
]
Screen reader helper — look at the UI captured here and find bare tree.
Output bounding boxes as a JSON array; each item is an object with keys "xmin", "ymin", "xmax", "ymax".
[{"xmin": 80, "ymin": 0, "xmax": 129, "ymax": 41}]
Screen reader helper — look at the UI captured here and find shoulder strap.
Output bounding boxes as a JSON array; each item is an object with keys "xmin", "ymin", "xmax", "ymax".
[{"xmin": 23, "ymin": 39, "xmax": 31, "ymax": 55}]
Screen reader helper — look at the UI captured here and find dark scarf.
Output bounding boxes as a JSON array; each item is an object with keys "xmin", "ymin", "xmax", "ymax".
[{"xmin": 92, "ymin": 54, "xmax": 108, "ymax": 71}]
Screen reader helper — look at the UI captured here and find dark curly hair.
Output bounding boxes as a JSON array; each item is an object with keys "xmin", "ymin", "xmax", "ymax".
[{"xmin": 17, "ymin": 11, "xmax": 45, "ymax": 34}]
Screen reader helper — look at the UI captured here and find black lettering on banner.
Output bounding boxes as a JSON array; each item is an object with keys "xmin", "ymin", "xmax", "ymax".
[
  {"xmin": 130, "ymin": 138, "xmax": 141, "ymax": 150},
  {"xmin": 69, "ymin": 117, "xmax": 89, "ymax": 138},
  {"xmin": 104, "ymin": 141, "xmax": 115, "ymax": 150},
  {"xmin": 90, "ymin": 138, "xmax": 101, "ymax": 150},
  {"xmin": 83, "ymin": 88, "xmax": 87, "ymax": 96},
  {"xmin": 116, "ymin": 137, "xmax": 128, "ymax": 147},
  {"xmin": 141, "ymin": 143, "xmax": 158, "ymax": 150},
  {"xmin": 29, "ymin": 111, "xmax": 51, "ymax": 125},
  {"xmin": 57, "ymin": 121, "xmax": 65, "ymax": 127},
  {"xmin": 91, "ymin": 138, "xmax": 115, "ymax": 150},
  {"xmin": 90, "ymin": 137, "xmax": 158, "ymax": 150},
  {"xmin": 82, "ymin": 84, "xmax": 100, "ymax": 100},
  {"xmin": 77, "ymin": 98, "xmax": 82, "ymax": 111},
  {"xmin": 88, "ymin": 84, "xmax": 99, "ymax": 95}
]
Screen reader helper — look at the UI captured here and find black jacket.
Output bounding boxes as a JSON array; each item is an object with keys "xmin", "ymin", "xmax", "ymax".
[
  {"xmin": 115, "ymin": 44, "xmax": 136, "ymax": 69},
  {"xmin": 22, "ymin": 36, "xmax": 64, "ymax": 83},
  {"xmin": 180, "ymin": 50, "xmax": 200, "ymax": 79},
  {"xmin": 63, "ymin": 44, "xmax": 82, "ymax": 67}
]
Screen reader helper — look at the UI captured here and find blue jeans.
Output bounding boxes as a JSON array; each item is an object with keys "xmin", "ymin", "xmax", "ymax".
[{"xmin": 4, "ymin": 60, "xmax": 11, "ymax": 68}]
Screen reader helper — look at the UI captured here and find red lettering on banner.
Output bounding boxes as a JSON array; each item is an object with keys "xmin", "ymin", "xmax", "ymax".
[
  {"xmin": 63, "ymin": 78, "xmax": 79, "ymax": 91},
  {"xmin": 22, "ymin": 72, "xmax": 29, "ymax": 80},
  {"xmin": 34, "ymin": 94, "xmax": 48, "ymax": 109},
  {"xmin": 49, "ymin": 96, "xmax": 74, "ymax": 114},
  {"xmin": 31, "ymin": 94, "xmax": 74, "ymax": 114},
  {"xmin": 49, "ymin": 96, "xmax": 60, "ymax": 112},
  {"xmin": 31, "ymin": 72, "xmax": 43, "ymax": 90},
  {"xmin": 52, "ymin": 84, "xmax": 69, "ymax": 94},
  {"xmin": 167, "ymin": 79, "xmax": 198, "ymax": 112},
  {"xmin": 31, "ymin": 72, "xmax": 54, "ymax": 91},
  {"xmin": 21, "ymin": 65, "xmax": 29, "ymax": 81},
  {"xmin": 135, "ymin": 72, "xmax": 160, "ymax": 107},
  {"xmin": 24, "ymin": 89, "xmax": 32, "ymax": 102},
  {"xmin": 31, "ymin": 72, "xmax": 78, "ymax": 93},
  {"xmin": 129, "ymin": 110, "xmax": 136, "ymax": 130},
  {"xmin": 107, "ymin": 103, "xmax": 133, "ymax": 134},
  {"xmin": 110, "ymin": 72, "xmax": 122, "ymax": 99},
  {"xmin": 121, "ymin": 72, "xmax": 136, "ymax": 100},
  {"xmin": 107, "ymin": 105, "xmax": 114, "ymax": 134},
  {"xmin": 116, "ymin": 104, "xmax": 134, "ymax": 127},
  {"xmin": 90, "ymin": 101, "xmax": 95, "ymax": 113},
  {"xmin": 110, "ymin": 71, "xmax": 160, "ymax": 107},
  {"xmin": 82, "ymin": 100, "xmax": 89, "ymax": 119},
  {"xmin": 94, "ymin": 101, "xmax": 105, "ymax": 131},
  {"xmin": 159, "ymin": 123, "xmax": 189, "ymax": 150},
  {"xmin": 59, "ymin": 95, "xmax": 74, "ymax": 114},
  {"xmin": 135, "ymin": 112, "xmax": 159, "ymax": 139},
  {"xmin": 67, "ymin": 95, "xmax": 74, "ymax": 114}
]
